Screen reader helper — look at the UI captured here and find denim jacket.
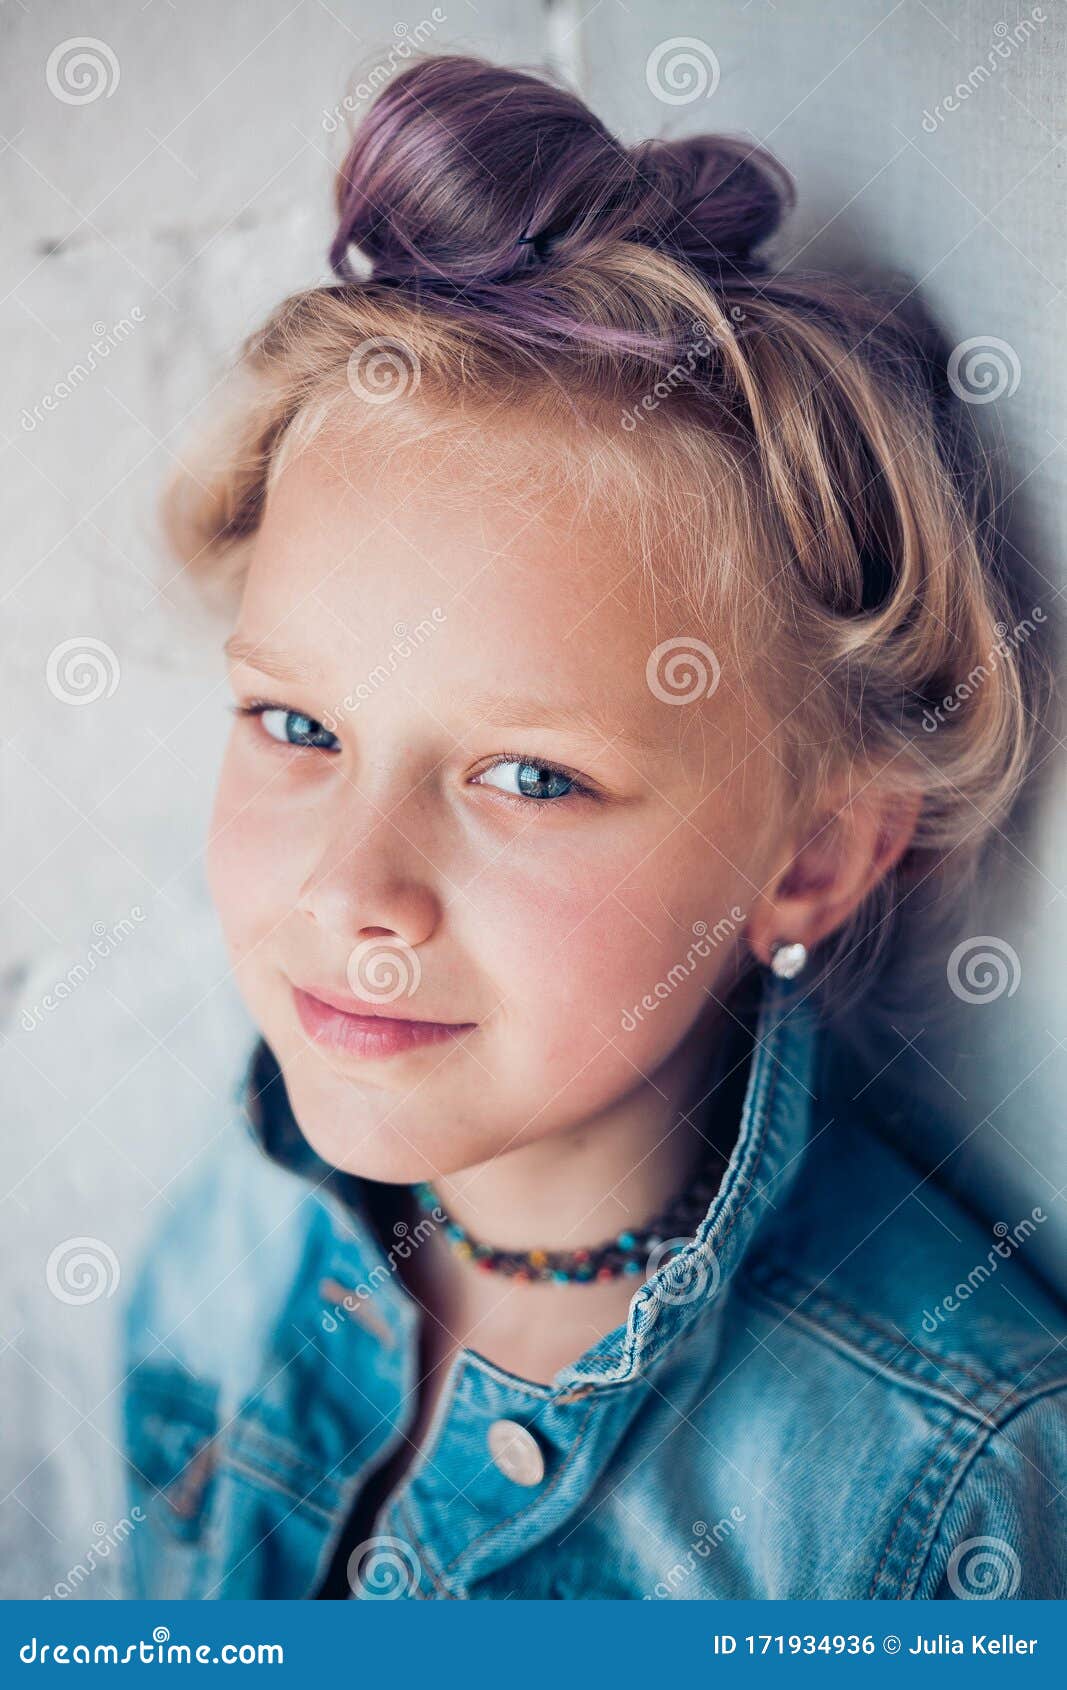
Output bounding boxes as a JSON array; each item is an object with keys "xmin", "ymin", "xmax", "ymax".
[{"xmin": 117, "ymin": 970, "xmax": 1067, "ymax": 1600}]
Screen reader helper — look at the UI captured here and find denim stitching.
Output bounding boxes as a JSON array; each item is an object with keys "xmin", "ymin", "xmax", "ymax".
[
  {"xmin": 868, "ymin": 1415, "xmax": 980, "ymax": 1598},
  {"xmin": 743, "ymin": 1266, "xmax": 1046, "ymax": 1411},
  {"xmin": 898, "ymin": 1381, "xmax": 1067, "ymax": 1599}
]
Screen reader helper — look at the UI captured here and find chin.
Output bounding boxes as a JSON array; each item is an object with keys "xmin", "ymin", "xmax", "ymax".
[{"xmin": 281, "ymin": 1069, "xmax": 475, "ymax": 1186}]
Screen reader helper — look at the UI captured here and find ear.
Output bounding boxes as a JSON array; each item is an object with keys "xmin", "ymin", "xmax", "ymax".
[{"xmin": 745, "ymin": 779, "xmax": 922, "ymax": 969}]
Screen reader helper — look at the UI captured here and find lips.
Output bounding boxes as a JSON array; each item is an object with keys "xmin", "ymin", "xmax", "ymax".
[{"xmin": 291, "ymin": 983, "xmax": 476, "ymax": 1060}]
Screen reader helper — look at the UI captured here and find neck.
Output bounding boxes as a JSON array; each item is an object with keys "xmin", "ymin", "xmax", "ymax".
[
  {"xmin": 430, "ymin": 995, "xmax": 749, "ymax": 1273},
  {"xmin": 374, "ymin": 998, "xmax": 756, "ymax": 1384}
]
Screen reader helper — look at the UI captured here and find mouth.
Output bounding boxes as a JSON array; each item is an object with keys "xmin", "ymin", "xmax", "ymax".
[{"xmin": 290, "ymin": 982, "xmax": 477, "ymax": 1060}]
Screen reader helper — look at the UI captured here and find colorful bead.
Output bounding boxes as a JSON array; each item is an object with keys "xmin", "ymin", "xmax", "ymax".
[{"xmin": 415, "ymin": 1165, "xmax": 717, "ymax": 1285}]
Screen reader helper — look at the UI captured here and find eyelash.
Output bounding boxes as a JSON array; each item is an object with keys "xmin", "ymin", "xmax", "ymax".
[{"xmin": 230, "ymin": 702, "xmax": 598, "ymax": 807}]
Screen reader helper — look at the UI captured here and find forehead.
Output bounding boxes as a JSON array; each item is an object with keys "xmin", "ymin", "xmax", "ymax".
[{"xmin": 236, "ymin": 414, "xmax": 702, "ymax": 734}]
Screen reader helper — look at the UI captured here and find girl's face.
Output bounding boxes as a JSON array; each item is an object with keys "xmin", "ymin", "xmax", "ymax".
[{"xmin": 207, "ymin": 411, "xmax": 782, "ymax": 1182}]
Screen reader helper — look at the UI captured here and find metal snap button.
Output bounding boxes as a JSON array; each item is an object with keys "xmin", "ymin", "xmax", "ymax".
[{"xmin": 487, "ymin": 1418, "xmax": 545, "ymax": 1486}]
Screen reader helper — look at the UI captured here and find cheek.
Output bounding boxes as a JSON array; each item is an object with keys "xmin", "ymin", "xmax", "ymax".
[
  {"xmin": 205, "ymin": 746, "xmax": 302, "ymax": 961},
  {"xmin": 476, "ymin": 833, "xmax": 745, "ymax": 1084}
]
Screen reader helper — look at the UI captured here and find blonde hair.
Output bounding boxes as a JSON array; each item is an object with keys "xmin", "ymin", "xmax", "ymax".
[{"xmin": 160, "ymin": 52, "xmax": 1047, "ymax": 1026}]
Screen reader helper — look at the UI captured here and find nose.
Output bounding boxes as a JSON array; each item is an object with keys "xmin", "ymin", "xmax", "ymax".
[{"xmin": 295, "ymin": 808, "xmax": 441, "ymax": 952}]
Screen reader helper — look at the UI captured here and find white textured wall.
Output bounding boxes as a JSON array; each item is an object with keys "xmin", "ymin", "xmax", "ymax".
[
  {"xmin": 1, "ymin": 0, "xmax": 1063, "ymax": 1598},
  {"xmin": 0, "ymin": 0, "xmax": 553, "ymax": 1601},
  {"xmin": 584, "ymin": 1, "xmax": 1067, "ymax": 1285}
]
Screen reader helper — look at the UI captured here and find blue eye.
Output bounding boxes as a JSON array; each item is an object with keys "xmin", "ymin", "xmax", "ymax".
[
  {"xmin": 234, "ymin": 703, "xmax": 339, "ymax": 751},
  {"xmin": 232, "ymin": 705, "xmax": 593, "ymax": 805},
  {"xmin": 476, "ymin": 756, "xmax": 587, "ymax": 803}
]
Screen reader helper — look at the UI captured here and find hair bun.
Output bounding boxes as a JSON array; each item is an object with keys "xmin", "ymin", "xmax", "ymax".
[
  {"xmin": 328, "ymin": 54, "xmax": 794, "ymax": 290},
  {"xmin": 628, "ymin": 133, "xmax": 795, "ymax": 276}
]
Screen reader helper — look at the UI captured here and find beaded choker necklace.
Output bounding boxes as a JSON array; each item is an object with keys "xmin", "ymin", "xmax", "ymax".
[{"xmin": 413, "ymin": 1158, "xmax": 725, "ymax": 1284}]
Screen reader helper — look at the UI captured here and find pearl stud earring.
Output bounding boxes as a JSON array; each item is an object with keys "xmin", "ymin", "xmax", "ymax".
[{"xmin": 769, "ymin": 939, "xmax": 808, "ymax": 979}]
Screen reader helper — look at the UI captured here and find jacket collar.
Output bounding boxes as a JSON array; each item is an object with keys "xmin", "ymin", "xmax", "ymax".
[{"xmin": 233, "ymin": 967, "xmax": 820, "ymax": 1387}]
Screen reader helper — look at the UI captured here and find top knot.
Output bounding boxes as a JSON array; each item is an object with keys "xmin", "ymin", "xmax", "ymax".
[{"xmin": 327, "ymin": 53, "xmax": 794, "ymax": 293}]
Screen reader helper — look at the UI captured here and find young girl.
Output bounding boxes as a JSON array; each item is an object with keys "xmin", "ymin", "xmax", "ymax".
[{"xmin": 119, "ymin": 52, "xmax": 1066, "ymax": 1601}]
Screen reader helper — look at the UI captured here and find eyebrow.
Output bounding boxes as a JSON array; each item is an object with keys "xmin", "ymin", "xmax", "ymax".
[
  {"xmin": 223, "ymin": 635, "xmax": 317, "ymax": 684},
  {"xmin": 460, "ymin": 688, "xmax": 663, "ymax": 755},
  {"xmin": 224, "ymin": 636, "xmax": 662, "ymax": 756}
]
